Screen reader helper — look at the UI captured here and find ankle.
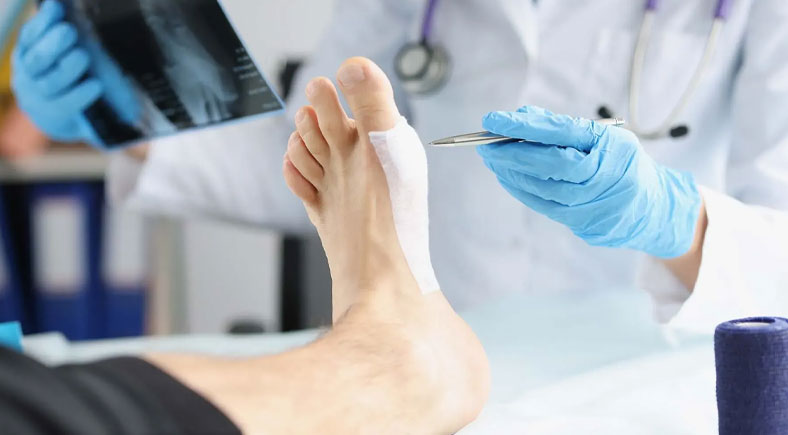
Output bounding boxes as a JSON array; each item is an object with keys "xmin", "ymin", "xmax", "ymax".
[
  {"xmin": 330, "ymin": 255, "xmax": 417, "ymax": 320},
  {"xmin": 339, "ymin": 293, "xmax": 490, "ymax": 432}
]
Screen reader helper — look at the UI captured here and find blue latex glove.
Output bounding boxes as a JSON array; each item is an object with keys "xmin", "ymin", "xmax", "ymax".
[
  {"xmin": 477, "ymin": 106, "xmax": 702, "ymax": 259},
  {"xmin": 11, "ymin": 0, "xmax": 139, "ymax": 146}
]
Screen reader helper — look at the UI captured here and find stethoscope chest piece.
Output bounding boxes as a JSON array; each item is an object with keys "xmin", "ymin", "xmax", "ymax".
[{"xmin": 395, "ymin": 42, "xmax": 452, "ymax": 96}]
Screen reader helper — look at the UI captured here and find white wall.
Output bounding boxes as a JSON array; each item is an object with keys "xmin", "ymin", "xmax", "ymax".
[
  {"xmin": 222, "ymin": 0, "xmax": 337, "ymax": 81},
  {"xmin": 180, "ymin": 1, "xmax": 336, "ymax": 334},
  {"xmin": 182, "ymin": 221, "xmax": 282, "ymax": 333}
]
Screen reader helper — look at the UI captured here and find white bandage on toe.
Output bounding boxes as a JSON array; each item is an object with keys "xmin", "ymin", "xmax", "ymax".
[{"xmin": 369, "ymin": 117, "xmax": 441, "ymax": 295}]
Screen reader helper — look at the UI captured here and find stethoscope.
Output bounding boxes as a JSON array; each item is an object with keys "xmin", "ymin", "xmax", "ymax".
[
  {"xmin": 396, "ymin": 0, "xmax": 734, "ymax": 141},
  {"xmin": 600, "ymin": 0, "xmax": 734, "ymax": 140},
  {"xmin": 394, "ymin": 0, "xmax": 451, "ymax": 95}
]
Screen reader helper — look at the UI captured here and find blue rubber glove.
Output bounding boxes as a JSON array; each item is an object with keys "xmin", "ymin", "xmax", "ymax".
[
  {"xmin": 11, "ymin": 0, "xmax": 139, "ymax": 146},
  {"xmin": 477, "ymin": 106, "xmax": 702, "ymax": 259}
]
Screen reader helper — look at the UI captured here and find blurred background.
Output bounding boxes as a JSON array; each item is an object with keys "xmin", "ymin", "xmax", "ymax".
[{"xmin": 0, "ymin": 0, "xmax": 337, "ymax": 341}]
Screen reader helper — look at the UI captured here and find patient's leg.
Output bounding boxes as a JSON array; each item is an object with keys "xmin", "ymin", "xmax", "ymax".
[
  {"xmin": 150, "ymin": 58, "xmax": 489, "ymax": 435},
  {"xmin": 284, "ymin": 57, "xmax": 490, "ymax": 432}
]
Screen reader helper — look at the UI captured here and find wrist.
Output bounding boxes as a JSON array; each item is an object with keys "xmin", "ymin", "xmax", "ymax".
[
  {"xmin": 674, "ymin": 178, "xmax": 707, "ymax": 257},
  {"xmin": 689, "ymin": 199, "xmax": 708, "ymax": 255},
  {"xmin": 661, "ymin": 198, "xmax": 708, "ymax": 291}
]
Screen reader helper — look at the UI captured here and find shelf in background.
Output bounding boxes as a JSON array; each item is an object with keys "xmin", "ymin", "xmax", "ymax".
[{"xmin": 0, "ymin": 148, "xmax": 107, "ymax": 183}]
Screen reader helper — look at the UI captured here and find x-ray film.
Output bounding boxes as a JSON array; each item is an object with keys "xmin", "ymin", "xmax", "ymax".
[{"xmin": 52, "ymin": 0, "xmax": 285, "ymax": 148}]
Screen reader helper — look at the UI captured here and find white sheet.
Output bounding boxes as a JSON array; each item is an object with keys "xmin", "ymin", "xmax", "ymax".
[
  {"xmin": 462, "ymin": 346, "xmax": 717, "ymax": 434},
  {"xmin": 23, "ymin": 289, "xmax": 718, "ymax": 433}
]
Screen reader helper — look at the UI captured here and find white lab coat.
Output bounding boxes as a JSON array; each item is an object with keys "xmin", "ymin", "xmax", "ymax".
[{"xmin": 109, "ymin": 0, "xmax": 788, "ymax": 334}]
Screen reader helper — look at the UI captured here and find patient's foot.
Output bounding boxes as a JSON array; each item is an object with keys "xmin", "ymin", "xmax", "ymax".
[{"xmin": 283, "ymin": 57, "xmax": 490, "ymax": 433}]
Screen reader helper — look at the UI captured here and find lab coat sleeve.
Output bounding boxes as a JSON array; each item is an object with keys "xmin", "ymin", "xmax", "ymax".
[
  {"xmin": 639, "ymin": 0, "xmax": 788, "ymax": 334},
  {"xmin": 110, "ymin": 118, "xmax": 311, "ymax": 232},
  {"xmin": 640, "ymin": 188, "xmax": 788, "ymax": 334},
  {"xmin": 106, "ymin": 0, "xmax": 417, "ymax": 232}
]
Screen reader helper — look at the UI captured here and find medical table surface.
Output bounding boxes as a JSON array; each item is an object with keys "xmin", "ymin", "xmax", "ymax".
[{"xmin": 24, "ymin": 289, "xmax": 718, "ymax": 434}]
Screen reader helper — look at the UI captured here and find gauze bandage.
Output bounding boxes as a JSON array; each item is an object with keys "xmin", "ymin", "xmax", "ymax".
[{"xmin": 369, "ymin": 117, "xmax": 440, "ymax": 294}]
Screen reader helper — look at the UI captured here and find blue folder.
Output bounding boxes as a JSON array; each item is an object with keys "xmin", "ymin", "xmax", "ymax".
[
  {"xmin": 104, "ymin": 285, "xmax": 146, "ymax": 338},
  {"xmin": 0, "ymin": 193, "xmax": 22, "ymax": 324},
  {"xmin": 101, "ymin": 207, "xmax": 148, "ymax": 338},
  {"xmin": 28, "ymin": 183, "xmax": 104, "ymax": 340}
]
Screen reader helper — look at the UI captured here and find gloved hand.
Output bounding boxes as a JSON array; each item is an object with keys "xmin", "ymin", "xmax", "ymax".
[
  {"xmin": 11, "ymin": 0, "xmax": 139, "ymax": 146},
  {"xmin": 477, "ymin": 106, "xmax": 702, "ymax": 259}
]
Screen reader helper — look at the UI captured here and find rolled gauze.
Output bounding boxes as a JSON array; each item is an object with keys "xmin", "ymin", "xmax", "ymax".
[{"xmin": 715, "ymin": 317, "xmax": 788, "ymax": 435}]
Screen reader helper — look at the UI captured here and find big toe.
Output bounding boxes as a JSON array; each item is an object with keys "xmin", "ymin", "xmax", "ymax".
[{"xmin": 336, "ymin": 57, "xmax": 400, "ymax": 133}]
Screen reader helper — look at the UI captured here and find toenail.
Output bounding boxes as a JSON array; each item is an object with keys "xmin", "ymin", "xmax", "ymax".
[
  {"xmin": 295, "ymin": 109, "xmax": 306, "ymax": 124},
  {"xmin": 338, "ymin": 64, "xmax": 365, "ymax": 88},
  {"xmin": 306, "ymin": 80, "xmax": 318, "ymax": 97}
]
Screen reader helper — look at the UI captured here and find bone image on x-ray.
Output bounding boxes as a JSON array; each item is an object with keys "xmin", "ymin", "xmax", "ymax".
[
  {"xmin": 139, "ymin": 0, "xmax": 239, "ymax": 125},
  {"xmin": 72, "ymin": 0, "xmax": 241, "ymax": 136}
]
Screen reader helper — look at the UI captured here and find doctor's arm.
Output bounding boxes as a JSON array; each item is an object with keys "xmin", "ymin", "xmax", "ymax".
[
  {"xmin": 649, "ymin": 0, "xmax": 788, "ymax": 330},
  {"xmin": 478, "ymin": 104, "xmax": 788, "ymax": 332},
  {"xmin": 477, "ymin": 0, "xmax": 788, "ymax": 332},
  {"xmin": 13, "ymin": 0, "xmax": 416, "ymax": 230}
]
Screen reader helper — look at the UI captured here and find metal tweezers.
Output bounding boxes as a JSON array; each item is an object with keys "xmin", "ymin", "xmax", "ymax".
[{"xmin": 428, "ymin": 118, "xmax": 627, "ymax": 147}]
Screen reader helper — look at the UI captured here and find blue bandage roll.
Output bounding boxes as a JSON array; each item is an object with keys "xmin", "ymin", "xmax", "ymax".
[{"xmin": 715, "ymin": 317, "xmax": 788, "ymax": 435}]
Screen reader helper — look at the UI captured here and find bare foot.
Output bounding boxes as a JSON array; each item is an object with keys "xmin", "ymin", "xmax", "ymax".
[
  {"xmin": 283, "ymin": 57, "xmax": 490, "ymax": 433},
  {"xmin": 284, "ymin": 57, "xmax": 404, "ymax": 317}
]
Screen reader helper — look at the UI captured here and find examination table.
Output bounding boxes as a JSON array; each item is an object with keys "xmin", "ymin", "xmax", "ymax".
[{"xmin": 24, "ymin": 289, "xmax": 718, "ymax": 434}]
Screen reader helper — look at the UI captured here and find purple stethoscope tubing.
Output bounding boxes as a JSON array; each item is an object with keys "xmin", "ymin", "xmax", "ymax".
[
  {"xmin": 421, "ymin": 0, "xmax": 734, "ymax": 40},
  {"xmin": 628, "ymin": 0, "xmax": 734, "ymax": 139},
  {"xmin": 646, "ymin": 0, "xmax": 733, "ymax": 20},
  {"xmin": 395, "ymin": 0, "xmax": 450, "ymax": 94},
  {"xmin": 421, "ymin": 0, "xmax": 440, "ymax": 44},
  {"xmin": 416, "ymin": 0, "xmax": 735, "ymax": 110}
]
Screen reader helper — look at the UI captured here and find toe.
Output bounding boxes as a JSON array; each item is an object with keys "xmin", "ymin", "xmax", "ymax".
[
  {"xmin": 336, "ymin": 57, "xmax": 401, "ymax": 134},
  {"xmin": 287, "ymin": 132, "xmax": 324, "ymax": 189},
  {"xmin": 306, "ymin": 77, "xmax": 355, "ymax": 145},
  {"xmin": 295, "ymin": 106, "xmax": 331, "ymax": 165},
  {"xmin": 283, "ymin": 155, "xmax": 318, "ymax": 204}
]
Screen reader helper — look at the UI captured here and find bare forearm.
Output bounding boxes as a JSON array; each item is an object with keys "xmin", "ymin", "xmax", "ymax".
[{"xmin": 662, "ymin": 200, "xmax": 708, "ymax": 291}]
